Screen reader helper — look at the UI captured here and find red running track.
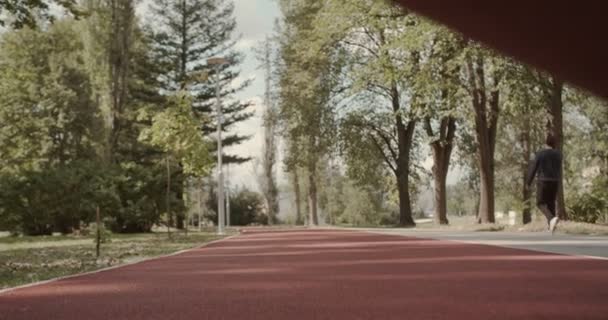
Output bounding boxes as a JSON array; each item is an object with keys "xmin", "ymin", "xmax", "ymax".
[{"xmin": 1, "ymin": 229, "xmax": 608, "ymax": 320}]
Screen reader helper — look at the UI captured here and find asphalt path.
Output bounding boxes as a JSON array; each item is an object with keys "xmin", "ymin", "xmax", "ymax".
[
  {"xmin": 1, "ymin": 229, "xmax": 607, "ymax": 319},
  {"xmin": 363, "ymin": 228, "xmax": 608, "ymax": 259}
]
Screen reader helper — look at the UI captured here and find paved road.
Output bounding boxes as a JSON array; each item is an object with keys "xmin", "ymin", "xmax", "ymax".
[
  {"xmin": 1, "ymin": 229, "xmax": 608, "ymax": 319},
  {"xmin": 364, "ymin": 229, "xmax": 608, "ymax": 259}
]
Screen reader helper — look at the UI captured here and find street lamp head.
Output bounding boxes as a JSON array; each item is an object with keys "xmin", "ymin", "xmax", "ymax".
[{"xmin": 207, "ymin": 57, "xmax": 230, "ymax": 66}]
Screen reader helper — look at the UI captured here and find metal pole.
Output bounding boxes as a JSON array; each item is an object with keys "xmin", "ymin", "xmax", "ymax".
[
  {"xmin": 198, "ymin": 182, "xmax": 203, "ymax": 232},
  {"xmin": 226, "ymin": 164, "xmax": 231, "ymax": 227},
  {"xmin": 216, "ymin": 67, "xmax": 225, "ymax": 235},
  {"xmin": 96, "ymin": 206, "xmax": 101, "ymax": 258}
]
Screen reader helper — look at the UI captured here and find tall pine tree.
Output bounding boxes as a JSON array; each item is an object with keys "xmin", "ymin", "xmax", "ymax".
[
  {"xmin": 80, "ymin": 0, "xmax": 172, "ymax": 232},
  {"xmin": 147, "ymin": 0, "xmax": 253, "ymax": 228},
  {"xmin": 148, "ymin": 0, "xmax": 253, "ymax": 164}
]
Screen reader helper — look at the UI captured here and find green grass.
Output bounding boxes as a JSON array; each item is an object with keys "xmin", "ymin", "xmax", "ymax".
[
  {"xmin": 414, "ymin": 215, "xmax": 503, "ymax": 231},
  {"xmin": 0, "ymin": 234, "xmax": 79, "ymax": 244},
  {"xmin": 415, "ymin": 215, "xmax": 608, "ymax": 235},
  {"xmin": 507, "ymin": 220, "xmax": 608, "ymax": 236},
  {"xmin": 0, "ymin": 231, "xmax": 228, "ymax": 290}
]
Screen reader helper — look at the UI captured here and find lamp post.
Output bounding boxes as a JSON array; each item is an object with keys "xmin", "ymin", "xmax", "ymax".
[
  {"xmin": 226, "ymin": 164, "xmax": 231, "ymax": 227},
  {"xmin": 207, "ymin": 57, "xmax": 229, "ymax": 235}
]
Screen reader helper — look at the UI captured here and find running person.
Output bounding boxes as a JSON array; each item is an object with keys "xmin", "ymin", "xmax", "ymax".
[{"xmin": 526, "ymin": 133, "xmax": 562, "ymax": 234}]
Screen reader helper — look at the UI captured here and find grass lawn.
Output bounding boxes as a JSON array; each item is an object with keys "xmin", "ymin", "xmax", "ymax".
[
  {"xmin": 414, "ymin": 215, "xmax": 608, "ymax": 235},
  {"xmin": 0, "ymin": 230, "xmax": 230, "ymax": 290}
]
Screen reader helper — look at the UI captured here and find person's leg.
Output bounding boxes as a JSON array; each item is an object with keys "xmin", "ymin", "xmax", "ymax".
[
  {"xmin": 536, "ymin": 181, "xmax": 554, "ymax": 226},
  {"xmin": 547, "ymin": 181, "xmax": 558, "ymax": 216},
  {"xmin": 546, "ymin": 181, "xmax": 560, "ymax": 233},
  {"xmin": 547, "ymin": 194, "xmax": 557, "ymax": 218}
]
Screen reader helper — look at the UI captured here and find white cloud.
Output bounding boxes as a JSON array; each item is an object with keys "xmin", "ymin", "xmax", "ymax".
[
  {"xmin": 231, "ymin": 74, "xmax": 257, "ymax": 90},
  {"xmin": 225, "ymin": 95, "xmax": 265, "ymax": 191},
  {"xmin": 225, "ymin": 0, "xmax": 280, "ymax": 190},
  {"xmin": 235, "ymin": 38, "xmax": 258, "ymax": 51}
]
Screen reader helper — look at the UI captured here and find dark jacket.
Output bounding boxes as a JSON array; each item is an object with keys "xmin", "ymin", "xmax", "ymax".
[{"xmin": 526, "ymin": 148, "xmax": 562, "ymax": 186}]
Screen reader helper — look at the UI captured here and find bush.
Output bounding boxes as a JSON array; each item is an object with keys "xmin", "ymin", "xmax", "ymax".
[
  {"xmin": 205, "ymin": 187, "xmax": 266, "ymax": 226},
  {"xmin": 85, "ymin": 223, "xmax": 112, "ymax": 243},
  {"xmin": 379, "ymin": 210, "xmax": 399, "ymax": 226},
  {"xmin": 568, "ymin": 177, "xmax": 608, "ymax": 224},
  {"xmin": 0, "ymin": 161, "xmax": 120, "ymax": 235},
  {"xmin": 0, "ymin": 160, "xmax": 183, "ymax": 235},
  {"xmin": 106, "ymin": 162, "xmax": 170, "ymax": 233}
]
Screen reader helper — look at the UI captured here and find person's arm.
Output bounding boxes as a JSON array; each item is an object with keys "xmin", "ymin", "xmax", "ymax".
[{"xmin": 526, "ymin": 154, "xmax": 539, "ymax": 186}]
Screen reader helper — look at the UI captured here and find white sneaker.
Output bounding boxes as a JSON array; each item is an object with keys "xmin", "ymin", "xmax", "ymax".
[{"xmin": 549, "ymin": 217, "xmax": 559, "ymax": 234}]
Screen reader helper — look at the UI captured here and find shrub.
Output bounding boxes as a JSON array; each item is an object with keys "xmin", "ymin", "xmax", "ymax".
[
  {"xmin": 0, "ymin": 161, "xmax": 121, "ymax": 235},
  {"xmin": 205, "ymin": 187, "xmax": 266, "ymax": 226},
  {"xmin": 568, "ymin": 177, "xmax": 608, "ymax": 224}
]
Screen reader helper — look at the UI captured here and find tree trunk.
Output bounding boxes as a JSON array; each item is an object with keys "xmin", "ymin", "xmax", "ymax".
[
  {"xmin": 174, "ymin": 182, "xmax": 186, "ymax": 230},
  {"xmin": 521, "ymin": 116, "xmax": 533, "ymax": 224},
  {"xmin": 427, "ymin": 116, "xmax": 456, "ymax": 225},
  {"xmin": 175, "ymin": 180, "xmax": 185, "ymax": 229},
  {"xmin": 262, "ymin": 39, "xmax": 279, "ymax": 225},
  {"xmin": 293, "ymin": 169, "xmax": 302, "ymax": 225},
  {"xmin": 198, "ymin": 184, "xmax": 203, "ymax": 231},
  {"xmin": 548, "ymin": 78, "xmax": 567, "ymax": 220},
  {"xmin": 478, "ymin": 159, "xmax": 496, "ymax": 223},
  {"xmin": 433, "ymin": 156, "xmax": 449, "ymax": 225},
  {"xmin": 477, "ymin": 114, "xmax": 497, "ymax": 224},
  {"xmin": 307, "ymin": 166, "xmax": 318, "ymax": 226},
  {"xmin": 96, "ymin": 206, "xmax": 101, "ymax": 258},
  {"xmin": 466, "ymin": 53, "xmax": 500, "ymax": 224},
  {"xmin": 393, "ymin": 85, "xmax": 416, "ymax": 227},
  {"xmin": 396, "ymin": 171, "xmax": 415, "ymax": 226},
  {"xmin": 108, "ymin": 0, "xmax": 133, "ymax": 163}
]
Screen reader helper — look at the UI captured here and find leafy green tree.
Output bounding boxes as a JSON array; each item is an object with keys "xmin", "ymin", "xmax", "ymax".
[
  {"xmin": 0, "ymin": 21, "xmax": 99, "ymax": 174},
  {"xmin": 277, "ymin": 0, "xmax": 340, "ymax": 226},
  {"xmin": 317, "ymin": 160, "xmax": 345, "ymax": 225},
  {"xmin": 446, "ymin": 181, "xmax": 475, "ymax": 217},
  {"xmin": 337, "ymin": 179, "xmax": 387, "ymax": 227},
  {"xmin": 0, "ymin": 15, "xmax": 171, "ymax": 235},
  {"xmin": 312, "ymin": 0, "xmax": 423, "ymax": 226},
  {"xmin": 463, "ymin": 44, "xmax": 506, "ymax": 223},
  {"xmin": 577, "ymin": 96, "xmax": 608, "ymax": 175},
  {"xmin": 561, "ymin": 92, "xmax": 608, "ymax": 223},
  {"xmin": 0, "ymin": 0, "xmax": 84, "ymax": 28},
  {"xmin": 146, "ymin": 0, "xmax": 253, "ymax": 228},
  {"xmin": 257, "ymin": 37, "xmax": 280, "ymax": 224},
  {"xmin": 140, "ymin": 92, "xmax": 213, "ymax": 177},
  {"xmin": 139, "ymin": 91, "xmax": 213, "ymax": 233},
  {"xmin": 285, "ymin": 152, "xmax": 304, "ymax": 225},
  {"xmin": 532, "ymin": 74, "xmax": 568, "ymax": 219},
  {"xmin": 79, "ymin": 0, "xmax": 173, "ymax": 233},
  {"xmin": 416, "ymin": 24, "xmax": 465, "ymax": 225},
  {"xmin": 495, "ymin": 64, "xmax": 546, "ymax": 224},
  {"xmin": 0, "ymin": 161, "xmax": 120, "ymax": 235},
  {"xmin": 147, "ymin": 0, "xmax": 253, "ymax": 164}
]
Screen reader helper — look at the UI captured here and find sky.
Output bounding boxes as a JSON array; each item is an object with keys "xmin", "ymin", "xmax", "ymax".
[
  {"xmin": 225, "ymin": 0, "xmax": 461, "ymax": 192},
  {"xmin": 137, "ymin": 0, "xmax": 459, "ymax": 194},
  {"xmin": 3, "ymin": 1, "xmax": 281, "ymax": 191},
  {"xmin": 221, "ymin": 0, "xmax": 281, "ymax": 191}
]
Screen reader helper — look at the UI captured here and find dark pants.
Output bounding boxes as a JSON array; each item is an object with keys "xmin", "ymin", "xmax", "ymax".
[{"xmin": 536, "ymin": 181, "xmax": 558, "ymax": 223}]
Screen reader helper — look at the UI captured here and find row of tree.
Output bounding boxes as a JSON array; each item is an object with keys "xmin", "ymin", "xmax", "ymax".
[
  {"xmin": 266, "ymin": 0, "xmax": 607, "ymax": 227},
  {"xmin": 0, "ymin": 0, "xmax": 255, "ymax": 235}
]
